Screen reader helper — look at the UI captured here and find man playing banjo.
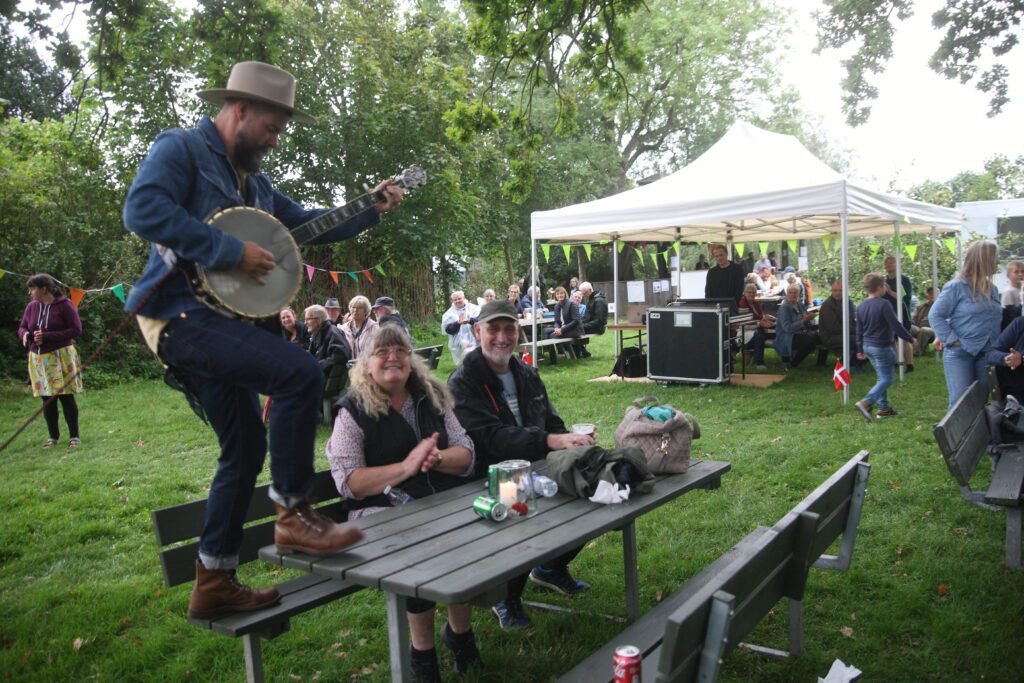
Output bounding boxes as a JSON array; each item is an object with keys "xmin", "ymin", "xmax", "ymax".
[{"xmin": 123, "ymin": 62, "xmax": 404, "ymax": 619}]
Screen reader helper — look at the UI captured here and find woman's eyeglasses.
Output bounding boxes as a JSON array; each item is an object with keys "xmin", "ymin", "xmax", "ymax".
[{"xmin": 373, "ymin": 346, "xmax": 411, "ymax": 359}]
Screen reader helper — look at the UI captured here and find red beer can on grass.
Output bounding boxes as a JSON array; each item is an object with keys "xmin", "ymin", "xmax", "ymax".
[{"xmin": 613, "ymin": 644, "xmax": 641, "ymax": 683}]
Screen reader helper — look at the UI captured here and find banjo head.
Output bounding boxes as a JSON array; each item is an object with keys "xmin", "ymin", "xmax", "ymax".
[{"xmin": 198, "ymin": 206, "xmax": 302, "ymax": 318}]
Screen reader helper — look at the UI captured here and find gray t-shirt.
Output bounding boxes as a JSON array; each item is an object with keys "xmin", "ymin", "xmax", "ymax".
[{"xmin": 496, "ymin": 370, "xmax": 523, "ymax": 426}]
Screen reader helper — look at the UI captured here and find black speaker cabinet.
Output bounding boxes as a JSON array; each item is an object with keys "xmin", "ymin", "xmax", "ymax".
[{"xmin": 647, "ymin": 306, "xmax": 731, "ymax": 383}]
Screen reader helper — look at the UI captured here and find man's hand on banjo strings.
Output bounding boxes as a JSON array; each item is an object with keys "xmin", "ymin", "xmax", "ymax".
[
  {"xmin": 240, "ymin": 240, "xmax": 276, "ymax": 284},
  {"xmin": 372, "ymin": 179, "xmax": 404, "ymax": 213}
]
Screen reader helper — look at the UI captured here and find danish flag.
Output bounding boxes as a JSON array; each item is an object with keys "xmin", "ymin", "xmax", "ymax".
[{"xmin": 833, "ymin": 359, "xmax": 851, "ymax": 391}]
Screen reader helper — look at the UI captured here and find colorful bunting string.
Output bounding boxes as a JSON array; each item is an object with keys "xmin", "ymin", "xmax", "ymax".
[
  {"xmin": 733, "ymin": 243, "xmax": 745, "ymax": 257},
  {"xmin": 758, "ymin": 241, "xmax": 769, "ymax": 255},
  {"xmin": 562, "ymin": 245, "xmax": 572, "ymax": 264},
  {"xmin": 787, "ymin": 239, "xmax": 798, "ymax": 254},
  {"xmin": 868, "ymin": 243, "xmax": 881, "ymax": 258},
  {"xmin": 904, "ymin": 244, "xmax": 918, "ymax": 260},
  {"xmin": 821, "ymin": 234, "xmax": 832, "ymax": 252}
]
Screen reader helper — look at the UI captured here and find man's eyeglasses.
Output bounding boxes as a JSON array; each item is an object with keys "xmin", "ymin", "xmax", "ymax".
[{"xmin": 373, "ymin": 346, "xmax": 411, "ymax": 359}]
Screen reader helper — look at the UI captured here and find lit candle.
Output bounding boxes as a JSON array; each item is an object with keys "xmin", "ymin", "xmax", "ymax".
[{"xmin": 499, "ymin": 481, "xmax": 518, "ymax": 507}]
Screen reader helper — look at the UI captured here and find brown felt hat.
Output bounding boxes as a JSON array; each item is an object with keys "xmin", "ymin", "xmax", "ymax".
[{"xmin": 197, "ymin": 61, "xmax": 317, "ymax": 125}]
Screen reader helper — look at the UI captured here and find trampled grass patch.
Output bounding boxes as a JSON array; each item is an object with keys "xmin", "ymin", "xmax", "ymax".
[{"xmin": 1, "ymin": 334, "xmax": 1022, "ymax": 681}]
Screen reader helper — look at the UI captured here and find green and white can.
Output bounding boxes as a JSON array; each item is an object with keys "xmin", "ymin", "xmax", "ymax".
[{"xmin": 472, "ymin": 495, "xmax": 508, "ymax": 522}]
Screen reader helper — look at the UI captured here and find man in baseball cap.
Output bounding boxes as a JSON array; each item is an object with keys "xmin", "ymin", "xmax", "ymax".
[
  {"xmin": 372, "ymin": 296, "xmax": 412, "ymax": 342},
  {"xmin": 122, "ymin": 62, "xmax": 408, "ymax": 621},
  {"xmin": 448, "ymin": 298, "xmax": 593, "ymax": 630}
]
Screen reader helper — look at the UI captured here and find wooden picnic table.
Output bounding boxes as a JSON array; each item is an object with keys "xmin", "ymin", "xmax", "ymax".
[
  {"xmin": 259, "ymin": 458, "xmax": 730, "ymax": 682},
  {"xmin": 607, "ymin": 323, "xmax": 646, "ymax": 358}
]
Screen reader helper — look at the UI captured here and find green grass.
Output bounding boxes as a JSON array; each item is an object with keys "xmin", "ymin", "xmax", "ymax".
[{"xmin": 1, "ymin": 333, "xmax": 1023, "ymax": 682}]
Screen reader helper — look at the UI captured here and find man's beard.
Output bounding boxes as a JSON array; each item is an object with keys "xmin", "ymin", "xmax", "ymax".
[
  {"xmin": 234, "ymin": 130, "xmax": 269, "ymax": 172},
  {"xmin": 482, "ymin": 345, "xmax": 513, "ymax": 370}
]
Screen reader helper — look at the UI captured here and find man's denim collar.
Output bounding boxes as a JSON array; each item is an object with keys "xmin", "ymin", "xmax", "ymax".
[{"xmin": 197, "ymin": 117, "xmax": 228, "ymax": 158}]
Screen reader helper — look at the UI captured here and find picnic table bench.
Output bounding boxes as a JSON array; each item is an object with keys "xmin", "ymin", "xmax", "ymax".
[
  {"xmin": 933, "ymin": 380, "xmax": 1024, "ymax": 570},
  {"xmin": 520, "ymin": 334, "xmax": 599, "ymax": 364},
  {"xmin": 558, "ymin": 450, "xmax": 870, "ymax": 682},
  {"xmin": 412, "ymin": 344, "xmax": 443, "ymax": 370},
  {"xmin": 150, "ymin": 471, "xmax": 361, "ymax": 682}
]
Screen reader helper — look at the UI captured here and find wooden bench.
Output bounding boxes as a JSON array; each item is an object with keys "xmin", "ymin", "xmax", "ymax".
[
  {"xmin": 558, "ymin": 450, "xmax": 870, "ymax": 682},
  {"xmin": 933, "ymin": 380, "xmax": 1024, "ymax": 570},
  {"xmin": 413, "ymin": 344, "xmax": 443, "ymax": 370},
  {"xmin": 520, "ymin": 335, "xmax": 594, "ymax": 363},
  {"xmin": 150, "ymin": 471, "xmax": 363, "ymax": 682}
]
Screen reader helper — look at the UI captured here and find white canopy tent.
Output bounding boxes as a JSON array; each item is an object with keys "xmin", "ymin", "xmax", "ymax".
[{"xmin": 528, "ymin": 121, "xmax": 964, "ymax": 398}]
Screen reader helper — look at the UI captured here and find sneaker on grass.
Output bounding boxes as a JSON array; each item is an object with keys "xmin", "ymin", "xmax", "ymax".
[
  {"xmin": 491, "ymin": 597, "xmax": 531, "ymax": 630},
  {"xmin": 529, "ymin": 566, "xmax": 590, "ymax": 595},
  {"xmin": 877, "ymin": 408, "xmax": 898, "ymax": 418}
]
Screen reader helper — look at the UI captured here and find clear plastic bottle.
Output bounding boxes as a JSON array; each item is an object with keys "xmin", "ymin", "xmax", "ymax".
[
  {"xmin": 383, "ymin": 485, "xmax": 414, "ymax": 505},
  {"xmin": 530, "ymin": 473, "xmax": 558, "ymax": 498}
]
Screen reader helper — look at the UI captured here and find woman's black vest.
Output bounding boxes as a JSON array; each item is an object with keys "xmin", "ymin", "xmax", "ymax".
[{"xmin": 338, "ymin": 391, "xmax": 465, "ymax": 509}]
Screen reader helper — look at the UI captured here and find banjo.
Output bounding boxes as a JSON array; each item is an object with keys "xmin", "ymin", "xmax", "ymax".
[{"xmin": 187, "ymin": 165, "xmax": 426, "ymax": 319}]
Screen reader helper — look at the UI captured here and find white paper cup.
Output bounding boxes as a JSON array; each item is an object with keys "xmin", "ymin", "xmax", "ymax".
[{"xmin": 572, "ymin": 423, "xmax": 595, "ymax": 436}]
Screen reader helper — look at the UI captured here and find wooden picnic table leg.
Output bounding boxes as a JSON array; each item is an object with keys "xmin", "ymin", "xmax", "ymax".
[
  {"xmin": 386, "ymin": 592, "xmax": 411, "ymax": 682},
  {"xmin": 622, "ymin": 521, "xmax": 640, "ymax": 621}
]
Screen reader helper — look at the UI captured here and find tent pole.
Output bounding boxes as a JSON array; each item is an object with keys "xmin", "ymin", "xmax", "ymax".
[
  {"xmin": 932, "ymin": 226, "xmax": 939, "ymax": 363},
  {"xmin": 894, "ymin": 221, "xmax": 905, "ymax": 382},
  {"xmin": 613, "ymin": 237, "xmax": 620, "ymax": 325},
  {"xmin": 840, "ymin": 216, "xmax": 850, "ymax": 405},
  {"xmin": 531, "ymin": 238, "xmax": 538, "ymax": 365}
]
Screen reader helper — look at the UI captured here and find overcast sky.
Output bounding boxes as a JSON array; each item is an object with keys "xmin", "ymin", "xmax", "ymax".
[{"xmin": 777, "ymin": 0, "xmax": 1024, "ymax": 192}]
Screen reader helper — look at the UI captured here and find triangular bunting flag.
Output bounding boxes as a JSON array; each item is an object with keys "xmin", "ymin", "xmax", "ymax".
[
  {"xmin": 616, "ymin": 241, "xmax": 625, "ymax": 253},
  {"xmin": 329, "ymin": 271, "xmax": 339, "ymax": 284},
  {"xmin": 787, "ymin": 239, "xmax": 798, "ymax": 254},
  {"xmin": 541, "ymin": 244, "xmax": 551, "ymax": 262},
  {"xmin": 903, "ymin": 215, "xmax": 911, "ymax": 224},
  {"xmin": 562, "ymin": 245, "xmax": 572, "ymax": 264},
  {"xmin": 733, "ymin": 243, "xmax": 745, "ymax": 257},
  {"xmin": 649, "ymin": 252, "xmax": 659, "ymax": 268},
  {"xmin": 673, "ymin": 243, "xmax": 681, "ymax": 255},
  {"xmin": 821, "ymin": 234, "xmax": 832, "ymax": 252},
  {"xmin": 362, "ymin": 269, "xmax": 373, "ymax": 283},
  {"xmin": 347, "ymin": 271, "xmax": 359, "ymax": 282},
  {"xmin": 758, "ymin": 241, "xmax": 769, "ymax": 255},
  {"xmin": 892, "ymin": 233, "xmax": 902, "ymax": 249},
  {"xmin": 306, "ymin": 264, "xmax": 315, "ymax": 281},
  {"xmin": 111, "ymin": 283, "xmax": 126, "ymax": 304},
  {"xmin": 69, "ymin": 287, "xmax": 86, "ymax": 308},
  {"xmin": 0, "ymin": 269, "xmax": 6, "ymax": 279},
  {"xmin": 376, "ymin": 264, "xmax": 386, "ymax": 277},
  {"xmin": 583, "ymin": 244, "xmax": 592, "ymax": 260},
  {"xmin": 868, "ymin": 243, "xmax": 881, "ymax": 258},
  {"xmin": 833, "ymin": 359, "xmax": 851, "ymax": 391},
  {"xmin": 904, "ymin": 244, "xmax": 918, "ymax": 260},
  {"xmin": 944, "ymin": 237, "xmax": 957, "ymax": 256}
]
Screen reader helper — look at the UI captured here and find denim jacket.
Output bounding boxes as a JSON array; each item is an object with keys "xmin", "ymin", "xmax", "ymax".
[
  {"xmin": 928, "ymin": 278, "xmax": 1000, "ymax": 356},
  {"xmin": 122, "ymin": 117, "xmax": 379, "ymax": 318}
]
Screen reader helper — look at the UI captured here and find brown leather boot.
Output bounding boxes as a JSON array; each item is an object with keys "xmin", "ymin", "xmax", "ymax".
[
  {"xmin": 187, "ymin": 561, "xmax": 280, "ymax": 619},
  {"xmin": 274, "ymin": 502, "xmax": 364, "ymax": 556}
]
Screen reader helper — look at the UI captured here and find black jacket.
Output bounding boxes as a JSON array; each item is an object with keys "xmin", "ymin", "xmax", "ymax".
[
  {"xmin": 705, "ymin": 262, "xmax": 745, "ymax": 303},
  {"xmin": 553, "ymin": 298, "xmax": 582, "ymax": 338},
  {"xmin": 282, "ymin": 321, "xmax": 310, "ymax": 347},
  {"xmin": 448, "ymin": 347, "xmax": 567, "ymax": 477},
  {"xmin": 308, "ymin": 323, "xmax": 351, "ymax": 374},
  {"xmin": 581, "ymin": 291, "xmax": 608, "ymax": 335}
]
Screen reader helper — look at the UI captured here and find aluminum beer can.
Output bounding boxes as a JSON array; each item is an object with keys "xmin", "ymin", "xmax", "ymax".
[
  {"xmin": 472, "ymin": 495, "xmax": 508, "ymax": 522},
  {"xmin": 612, "ymin": 645, "xmax": 641, "ymax": 683},
  {"xmin": 487, "ymin": 464, "xmax": 499, "ymax": 497}
]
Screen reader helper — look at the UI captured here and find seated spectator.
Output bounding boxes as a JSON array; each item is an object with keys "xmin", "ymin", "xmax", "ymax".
[
  {"xmin": 326, "ymin": 326, "xmax": 479, "ymax": 680},
  {"xmin": 579, "ymin": 282, "xmax": 607, "ymax": 336},
  {"xmin": 782, "ymin": 269, "xmax": 803, "ymax": 301},
  {"xmin": 339, "ymin": 295, "xmax": 379, "ymax": 359},
  {"xmin": 519, "ymin": 287, "xmax": 543, "ymax": 317},
  {"xmin": 987, "ymin": 315, "xmax": 1024, "ymax": 400},
  {"xmin": 544, "ymin": 286, "xmax": 582, "ymax": 362},
  {"xmin": 572, "ymin": 290, "xmax": 585, "ymax": 319},
  {"xmin": 506, "ymin": 284, "xmax": 525, "ymax": 314},
  {"xmin": 799, "ymin": 270, "xmax": 813, "ymax": 305},
  {"xmin": 324, "ymin": 297, "xmax": 343, "ymax": 326},
  {"xmin": 372, "ymin": 296, "xmax": 413, "ymax": 343},
  {"xmin": 754, "ymin": 267, "xmax": 778, "ymax": 297},
  {"xmin": 738, "ymin": 283, "xmax": 775, "ymax": 369},
  {"xmin": 448, "ymin": 300, "xmax": 593, "ymax": 632},
  {"xmin": 753, "ymin": 252, "xmax": 772, "ymax": 273},
  {"xmin": 911, "ymin": 286, "xmax": 937, "ymax": 355},
  {"xmin": 442, "ymin": 290, "xmax": 480, "ymax": 365},
  {"xmin": 568, "ymin": 277, "xmax": 579, "ymax": 297},
  {"xmin": 775, "ymin": 283, "xmax": 819, "ymax": 369},
  {"xmin": 1001, "ymin": 260, "xmax": 1024, "ymax": 330},
  {"xmin": 694, "ymin": 252, "xmax": 710, "ymax": 270},
  {"xmin": 279, "ymin": 306, "xmax": 310, "ymax": 347},
  {"xmin": 305, "ymin": 305, "xmax": 352, "ymax": 388},
  {"xmin": 817, "ymin": 280, "xmax": 862, "ymax": 368},
  {"xmin": 482, "ymin": 288, "xmax": 496, "ymax": 304}
]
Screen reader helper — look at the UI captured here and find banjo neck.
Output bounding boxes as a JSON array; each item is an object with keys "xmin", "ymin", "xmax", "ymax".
[{"xmin": 287, "ymin": 188, "xmax": 387, "ymax": 246}]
